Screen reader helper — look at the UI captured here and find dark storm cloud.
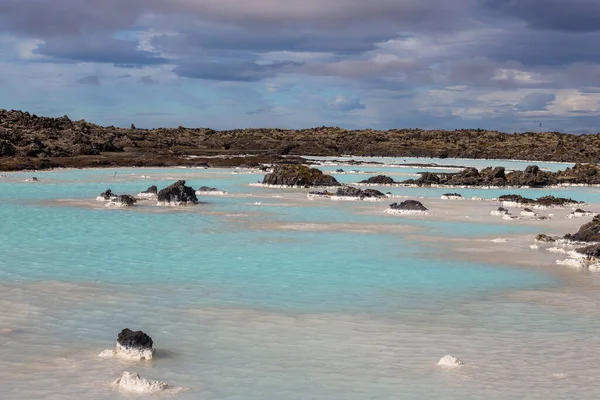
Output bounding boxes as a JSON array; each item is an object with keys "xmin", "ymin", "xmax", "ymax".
[
  {"xmin": 482, "ymin": 0, "xmax": 600, "ymax": 32},
  {"xmin": 173, "ymin": 61, "xmax": 298, "ymax": 82},
  {"xmin": 34, "ymin": 36, "xmax": 168, "ymax": 66}
]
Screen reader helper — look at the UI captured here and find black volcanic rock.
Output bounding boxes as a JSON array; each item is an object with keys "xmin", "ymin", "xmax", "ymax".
[
  {"xmin": 507, "ymin": 165, "xmax": 555, "ymax": 187},
  {"xmin": 498, "ymin": 194, "xmax": 535, "ymax": 204},
  {"xmin": 262, "ymin": 165, "xmax": 340, "ymax": 187},
  {"xmin": 360, "ymin": 175, "xmax": 395, "ymax": 185},
  {"xmin": 535, "ymin": 234, "xmax": 558, "ymax": 242},
  {"xmin": 442, "ymin": 192, "xmax": 462, "ymax": 197},
  {"xmin": 335, "ymin": 186, "xmax": 386, "ymax": 198},
  {"xmin": 565, "ymin": 215, "xmax": 600, "ymax": 242},
  {"xmin": 416, "ymin": 172, "xmax": 441, "ymax": 186},
  {"xmin": 98, "ymin": 189, "xmax": 115, "ymax": 200},
  {"xmin": 114, "ymin": 194, "xmax": 137, "ymax": 206},
  {"xmin": 197, "ymin": 186, "xmax": 220, "ymax": 192},
  {"xmin": 117, "ymin": 328, "xmax": 153, "ymax": 350},
  {"xmin": 535, "ymin": 195, "xmax": 581, "ymax": 207},
  {"xmin": 157, "ymin": 180, "xmax": 198, "ymax": 204},
  {"xmin": 576, "ymin": 243, "xmax": 600, "ymax": 258},
  {"xmin": 141, "ymin": 185, "xmax": 157, "ymax": 195},
  {"xmin": 389, "ymin": 200, "xmax": 428, "ymax": 211}
]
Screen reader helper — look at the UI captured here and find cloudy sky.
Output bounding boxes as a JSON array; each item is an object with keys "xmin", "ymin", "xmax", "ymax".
[{"xmin": 0, "ymin": 0, "xmax": 599, "ymax": 131}]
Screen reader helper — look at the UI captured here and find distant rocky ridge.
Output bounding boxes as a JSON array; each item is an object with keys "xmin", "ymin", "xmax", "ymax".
[{"xmin": 2, "ymin": 109, "xmax": 600, "ymax": 171}]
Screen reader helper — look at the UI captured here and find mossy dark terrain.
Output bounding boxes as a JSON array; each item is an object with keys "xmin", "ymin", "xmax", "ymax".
[{"xmin": 2, "ymin": 109, "xmax": 600, "ymax": 171}]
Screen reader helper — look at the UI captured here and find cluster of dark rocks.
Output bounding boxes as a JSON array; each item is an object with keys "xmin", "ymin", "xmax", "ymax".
[
  {"xmin": 309, "ymin": 186, "xmax": 386, "ymax": 199},
  {"xmin": 498, "ymin": 194, "xmax": 582, "ymax": 207},
  {"xmin": 97, "ymin": 180, "xmax": 200, "ymax": 206},
  {"xmin": 402, "ymin": 164, "xmax": 600, "ymax": 188},
  {"xmin": 140, "ymin": 185, "xmax": 158, "ymax": 195},
  {"xmin": 537, "ymin": 215, "xmax": 600, "ymax": 260},
  {"xmin": 388, "ymin": 200, "xmax": 429, "ymax": 212},
  {"xmin": 262, "ymin": 164, "xmax": 340, "ymax": 187},
  {"xmin": 157, "ymin": 180, "xmax": 198, "ymax": 205},
  {"xmin": 359, "ymin": 175, "xmax": 396, "ymax": 185}
]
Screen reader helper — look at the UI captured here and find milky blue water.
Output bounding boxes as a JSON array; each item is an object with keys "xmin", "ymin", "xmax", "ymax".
[{"xmin": 1, "ymin": 160, "xmax": 600, "ymax": 399}]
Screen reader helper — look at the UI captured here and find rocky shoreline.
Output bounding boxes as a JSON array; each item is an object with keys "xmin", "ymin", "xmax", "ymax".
[{"xmin": 3, "ymin": 109, "xmax": 600, "ymax": 171}]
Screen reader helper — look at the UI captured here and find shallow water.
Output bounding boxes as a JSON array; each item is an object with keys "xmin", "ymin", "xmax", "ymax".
[{"xmin": 1, "ymin": 159, "xmax": 599, "ymax": 399}]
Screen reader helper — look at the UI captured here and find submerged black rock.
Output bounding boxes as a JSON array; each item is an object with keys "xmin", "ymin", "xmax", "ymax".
[
  {"xmin": 498, "ymin": 194, "xmax": 534, "ymax": 204},
  {"xmin": 114, "ymin": 194, "xmax": 137, "ymax": 206},
  {"xmin": 262, "ymin": 164, "xmax": 340, "ymax": 187},
  {"xmin": 335, "ymin": 186, "xmax": 386, "ymax": 198},
  {"xmin": 565, "ymin": 215, "xmax": 600, "ymax": 242},
  {"xmin": 157, "ymin": 180, "xmax": 198, "ymax": 205},
  {"xmin": 535, "ymin": 234, "xmax": 557, "ymax": 242},
  {"xmin": 197, "ymin": 186, "xmax": 224, "ymax": 193},
  {"xmin": 442, "ymin": 192, "xmax": 462, "ymax": 197},
  {"xmin": 576, "ymin": 243, "xmax": 600, "ymax": 258},
  {"xmin": 98, "ymin": 189, "xmax": 115, "ymax": 200},
  {"xmin": 141, "ymin": 185, "xmax": 158, "ymax": 195},
  {"xmin": 360, "ymin": 175, "xmax": 395, "ymax": 185},
  {"xmin": 389, "ymin": 200, "xmax": 428, "ymax": 211}
]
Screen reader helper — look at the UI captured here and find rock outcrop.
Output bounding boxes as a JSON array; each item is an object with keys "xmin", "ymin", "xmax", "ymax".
[
  {"xmin": 117, "ymin": 328, "xmax": 154, "ymax": 360},
  {"xmin": 564, "ymin": 215, "xmax": 600, "ymax": 242},
  {"xmin": 334, "ymin": 187, "xmax": 386, "ymax": 199},
  {"xmin": 535, "ymin": 234, "xmax": 558, "ymax": 242},
  {"xmin": 99, "ymin": 328, "xmax": 155, "ymax": 360},
  {"xmin": 359, "ymin": 175, "xmax": 395, "ymax": 185},
  {"xmin": 107, "ymin": 194, "xmax": 137, "ymax": 207},
  {"xmin": 567, "ymin": 209, "xmax": 595, "ymax": 219},
  {"xmin": 386, "ymin": 200, "xmax": 429, "ymax": 214},
  {"xmin": 402, "ymin": 164, "xmax": 600, "ymax": 188},
  {"xmin": 137, "ymin": 185, "xmax": 158, "ymax": 199},
  {"xmin": 157, "ymin": 180, "xmax": 198, "ymax": 205},
  {"xmin": 308, "ymin": 187, "xmax": 386, "ymax": 200},
  {"xmin": 490, "ymin": 207, "xmax": 510, "ymax": 216},
  {"xmin": 441, "ymin": 193, "xmax": 462, "ymax": 200},
  {"xmin": 261, "ymin": 165, "xmax": 340, "ymax": 187},
  {"xmin": 499, "ymin": 194, "xmax": 581, "ymax": 208},
  {"xmin": 195, "ymin": 186, "xmax": 228, "ymax": 195},
  {"xmin": 96, "ymin": 189, "xmax": 116, "ymax": 201}
]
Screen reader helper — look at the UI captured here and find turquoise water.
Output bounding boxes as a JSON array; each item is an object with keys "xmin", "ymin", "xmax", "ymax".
[{"xmin": 1, "ymin": 160, "xmax": 600, "ymax": 399}]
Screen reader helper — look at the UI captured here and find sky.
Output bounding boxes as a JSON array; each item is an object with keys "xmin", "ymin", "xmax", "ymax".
[{"xmin": 0, "ymin": 0, "xmax": 599, "ymax": 132}]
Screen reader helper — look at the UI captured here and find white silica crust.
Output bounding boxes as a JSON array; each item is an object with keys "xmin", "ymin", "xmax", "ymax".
[
  {"xmin": 306, "ymin": 193, "xmax": 330, "ymax": 200},
  {"xmin": 99, "ymin": 343, "xmax": 155, "ymax": 360},
  {"xmin": 105, "ymin": 201, "xmax": 129, "ymax": 207},
  {"xmin": 491, "ymin": 238, "xmax": 508, "ymax": 243},
  {"xmin": 116, "ymin": 342, "xmax": 154, "ymax": 360},
  {"xmin": 384, "ymin": 209, "xmax": 430, "ymax": 215},
  {"xmin": 520, "ymin": 210, "xmax": 538, "ymax": 218},
  {"xmin": 567, "ymin": 211, "xmax": 595, "ymax": 219},
  {"xmin": 440, "ymin": 195, "xmax": 462, "ymax": 200},
  {"xmin": 437, "ymin": 355, "xmax": 465, "ymax": 368},
  {"xmin": 113, "ymin": 371, "xmax": 168, "ymax": 393},
  {"xmin": 136, "ymin": 192, "xmax": 157, "ymax": 199},
  {"xmin": 96, "ymin": 196, "xmax": 116, "ymax": 202},
  {"xmin": 490, "ymin": 210, "xmax": 509, "ymax": 216},
  {"xmin": 195, "ymin": 190, "xmax": 228, "ymax": 195},
  {"xmin": 331, "ymin": 196, "xmax": 386, "ymax": 202}
]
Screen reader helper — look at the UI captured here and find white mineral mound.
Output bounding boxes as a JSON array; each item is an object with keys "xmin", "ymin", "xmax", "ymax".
[
  {"xmin": 437, "ymin": 355, "xmax": 465, "ymax": 368},
  {"xmin": 113, "ymin": 371, "xmax": 168, "ymax": 393}
]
